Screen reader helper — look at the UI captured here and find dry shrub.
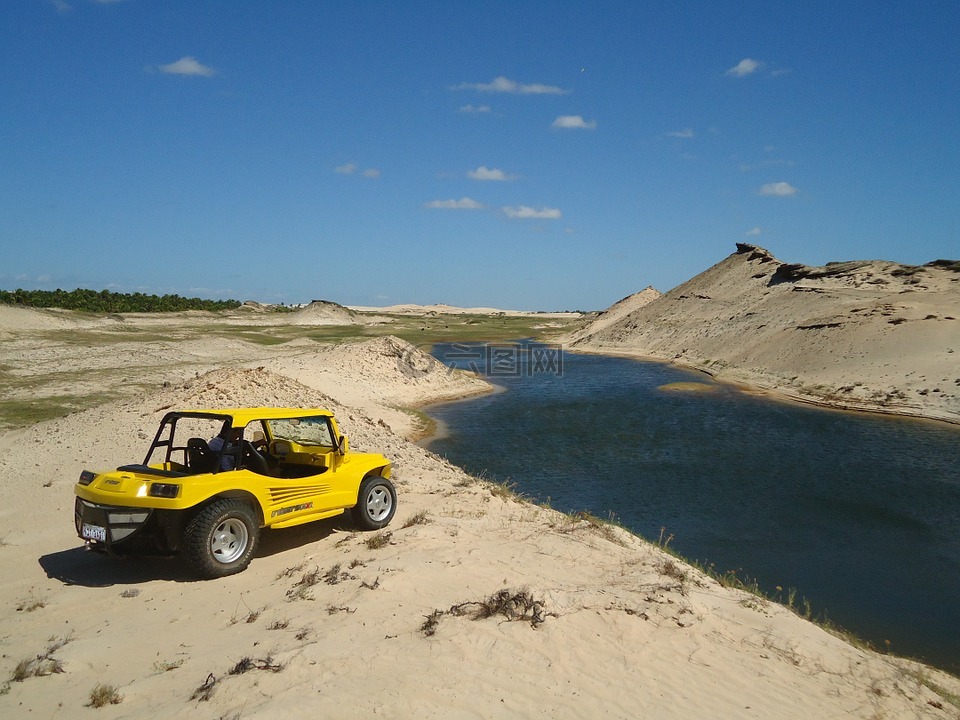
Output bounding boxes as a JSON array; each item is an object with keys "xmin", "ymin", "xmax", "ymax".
[
  {"xmin": 190, "ymin": 673, "xmax": 218, "ymax": 702},
  {"xmin": 421, "ymin": 589, "xmax": 551, "ymax": 636},
  {"xmin": 87, "ymin": 683, "xmax": 122, "ymax": 708},
  {"xmin": 285, "ymin": 567, "xmax": 321, "ymax": 601},
  {"xmin": 228, "ymin": 656, "xmax": 283, "ymax": 676},
  {"xmin": 402, "ymin": 510, "xmax": 431, "ymax": 528},
  {"xmin": 365, "ymin": 531, "xmax": 392, "ymax": 550}
]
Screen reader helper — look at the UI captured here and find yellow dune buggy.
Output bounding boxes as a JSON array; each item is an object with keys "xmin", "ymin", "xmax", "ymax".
[{"xmin": 74, "ymin": 408, "xmax": 395, "ymax": 578}]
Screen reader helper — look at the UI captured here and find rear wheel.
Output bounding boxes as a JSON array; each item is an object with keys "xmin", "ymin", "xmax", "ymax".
[
  {"xmin": 352, "ymin": 476, "xmax": 397, "ymax": 530},
  {"xmin": 184, "ymin": 499, "xmax": 259, "ymax": 578}
]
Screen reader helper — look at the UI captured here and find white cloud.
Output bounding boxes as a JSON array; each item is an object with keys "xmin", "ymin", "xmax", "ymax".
[
  {"xmin": 726, "ymin": 58, "xmax": 763, "ymax": 77},
  {"xmin": 746, "ymin": 227, "xmax": 762, "ymax": 236},
  {"xmin": 502, "ymin": 205, "xmax": 562, "ymax": 219},
  {"xmin": 336, "ymin": 164, "xmax": 379, "ymax": 178},
  {"xmin": 159, "ymin": 56, "xmax": 216, "ymax": 77},
  {"xmin": 551, "ymin": 115, "xmax": 597, "ymax": 130},
  {"xmin": 453, "ymin": 76, "xmax": 567, "ymax": 95},
  {"xmin": 468, "ymin": 166, "xmax": 515, "ymax": 181},
  {"xmin": 459, "ymin": 104, "xmax": 491, "ymax": 114},
  {"xmin": 51, "ymin": 0, "xmax": 72, "ymax": 12},
  {"xmin": 758, "ymin": 182, "xmax": 798, "ymax": 196},
  {"xmin": 667, "ymin": 128, "xmax": 695, "ymax": 138},
  {"xmin": 425, "ymin": 198, "xmax": 486, "ymax": 210}
]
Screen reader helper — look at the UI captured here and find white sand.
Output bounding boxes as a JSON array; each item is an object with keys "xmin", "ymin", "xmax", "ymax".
[
  {"xmin": 571, "ymin": 245, "xmax": 960, "ymax": 424},
  {"xmin": 0, "ymin": 291, "xmax": 958, "ymax": 718}
]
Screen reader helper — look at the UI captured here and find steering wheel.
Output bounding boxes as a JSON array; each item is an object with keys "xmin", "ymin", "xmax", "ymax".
[{"xmin": 241, "ymin": 440, "xmax": 271, "ymax": 475}]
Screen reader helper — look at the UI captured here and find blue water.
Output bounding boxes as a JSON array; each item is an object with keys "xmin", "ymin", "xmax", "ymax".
[{"xmin": 424, "ymin": 342, "xmax": 960, "ymax": 672}]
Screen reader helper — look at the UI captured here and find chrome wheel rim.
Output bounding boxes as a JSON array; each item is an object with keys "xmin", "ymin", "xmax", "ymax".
[
  {"xmin": 211, "ymin": 518, "xmax": 249, "ymax": 564},
  {"xmin": 365, "ymin": 485, "xmax": 392, "ymax": 521}
]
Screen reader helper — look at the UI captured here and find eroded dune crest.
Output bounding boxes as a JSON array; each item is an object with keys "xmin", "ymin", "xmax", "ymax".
[{"xmin": 572, "ymin": 244, "xmax": 960, "ymax": 423}]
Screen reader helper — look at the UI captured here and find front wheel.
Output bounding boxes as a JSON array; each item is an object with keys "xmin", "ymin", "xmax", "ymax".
[
  {"xmin": 352, "ymin": 476, "xmax": 397, "ymax": 530},
  {"xmin": 184, "ymin": 499, "xmax": 259, "ymax": 578}
]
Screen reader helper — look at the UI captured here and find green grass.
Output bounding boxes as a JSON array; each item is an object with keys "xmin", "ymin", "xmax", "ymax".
[
  {"xmin": 0, "ymin": 397, "xmax": 89, "ymax": 428},
  {"xmin": 203, "ymin": 311, "xmax": 581, "ymax": 347},
  {"xmin": 0, "ymin": 308, "xmax": 582, "ymax": 428}
]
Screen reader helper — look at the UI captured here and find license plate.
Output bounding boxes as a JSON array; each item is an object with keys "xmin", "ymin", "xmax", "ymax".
[{"xmin": 82, "ymin": 523, "xmax": 106, "ymax": 542}]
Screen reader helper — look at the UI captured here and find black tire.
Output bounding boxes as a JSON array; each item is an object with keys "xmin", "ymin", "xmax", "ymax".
[
  {"xmin": 351, "ymin": 476, "xmax": 397, "ymax": 530},
  {"xmin": 184, "ymin": 499, "xmax": 259, "ymax": 578}
]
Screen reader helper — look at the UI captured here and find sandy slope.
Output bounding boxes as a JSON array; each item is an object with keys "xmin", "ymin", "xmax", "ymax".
[
  {"xmin": 571, "ymin": 244, "xmax": 960, "ymax": 424},
  {"xmin": 567, "ymin": 286, "xmax": 662, "ymax": 343},
  {"xmin": 1, "ymin": 318, "xmax": 958, "ymax": 718}
]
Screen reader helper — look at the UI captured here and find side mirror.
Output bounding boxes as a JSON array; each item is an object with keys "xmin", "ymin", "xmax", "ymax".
[{"xmin": 337, "ymin": 435, "xmax": 350, "ymax": 454}]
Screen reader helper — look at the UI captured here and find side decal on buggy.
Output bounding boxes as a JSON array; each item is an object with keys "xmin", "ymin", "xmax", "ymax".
[{"xmin": 271, "ymin": 502, "xmax": 314, "ymax": 518}]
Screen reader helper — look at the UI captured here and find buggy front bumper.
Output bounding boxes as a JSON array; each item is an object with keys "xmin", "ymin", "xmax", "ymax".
[{"xmin": 74, "ymin": 497, "xmax": 153, "ymax": 550}]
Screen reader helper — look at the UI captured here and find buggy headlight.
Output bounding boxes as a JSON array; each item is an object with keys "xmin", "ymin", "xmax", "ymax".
[
  {"xmin": 78, "ymin": 470, "xmax": 96, "ymax": 486},
  {"xmin": 149, "ymin": 483, "xmax": 180, "ymax": 499}
]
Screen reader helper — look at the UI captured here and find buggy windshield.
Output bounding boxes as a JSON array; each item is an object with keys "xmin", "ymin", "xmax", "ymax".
[{"xmin": 267, "ymin": 416, "xmax": 335, "ymax": 448}]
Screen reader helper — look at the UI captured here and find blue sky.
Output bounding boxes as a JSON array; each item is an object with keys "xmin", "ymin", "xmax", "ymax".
[{"xmin": 2, "ymin": 1, "xmax": 958, "ymax": 310}]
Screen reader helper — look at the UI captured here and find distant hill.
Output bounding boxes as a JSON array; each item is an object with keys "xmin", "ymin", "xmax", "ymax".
[
  {"xmin": 567, "ymin": 286, "xmax": 662, "ymax": 343},
  {"xmin": 287, "ymin": 299, "xmax": 358, "ymax": 326},
  {"xmin": 571, "ymin": 244, "xmax": 960, "ymax": 423}
]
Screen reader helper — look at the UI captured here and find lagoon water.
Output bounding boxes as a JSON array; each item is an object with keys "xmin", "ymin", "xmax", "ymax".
[{"xmin": 424, "ymin": 342, "xmax": 960, "ymax": 672}]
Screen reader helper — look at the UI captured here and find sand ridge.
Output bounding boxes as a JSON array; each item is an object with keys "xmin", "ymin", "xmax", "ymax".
[
  {"xmin": 0, "ymin": 335, "xmax": 957, "ymax": 717},
  {"xmin": 570, "ymin": 244, "xmax": 960, "ymax": 424}
]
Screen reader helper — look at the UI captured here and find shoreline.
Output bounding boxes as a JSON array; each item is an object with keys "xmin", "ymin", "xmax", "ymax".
[
  {"xmin": 569, "ymin": 344, "xmax": 960, "ymax": 429},
  {"xmin": 408, "ymin": 343, "xmax": 960, "ymax": 674}
]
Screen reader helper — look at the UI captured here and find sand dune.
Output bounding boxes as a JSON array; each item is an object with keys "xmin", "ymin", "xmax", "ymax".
[
  {"xmin": 284, "ymin": 300, "xmax": 358, "ymax": 326},
  {"xmin": 567, "ymin": 286, "xmax": 662, "ymax": 343},
  {"xmin": 1, "ymin": 284, "xmax": 959, "ymax": 717},
  {"xmin": 571, "ymin": 244, "xmax": 960, "ymax": 424}
]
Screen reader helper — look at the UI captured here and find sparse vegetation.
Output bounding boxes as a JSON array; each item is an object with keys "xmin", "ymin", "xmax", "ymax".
[
  {"xmin": 326, "ymin": 605, "xmax": 357, "ymax": 615},
  {"xmin": 659, "ymin": 558, "xmax": 689, "ymax": 585},
  {"xmin": 285, "ymin": 567, "xmax": 321, "ymax": 602},
  {"xmin": 87, "ymin": 683, "xmax": 122, "ymax": 708},
  {"xmin": 324, "ymin": 563, "xmax": 354, "ymax": 585},
  {"xmin": 9, "ymin": 635, "xmax": 72, "ymax": 682},
  {"xmin": 0, "ymin": 306, "xmax": 579, "ymax": 429},
  {"xmin": 421, "ymin": 589, "xmax": 551, "ymax": 637},
  {"xmin": 365, "ymin": 531, "xmax": 393, "ymax": 549},
  {"xmin": 228, "ymin": 656, "xmax": 283, "ymax": 675},
  {"xmin": 402, "ymin": 509, "xmax": 431, "ymax": 528},
  {"xmin": 553, "ymin": 509, "xmax": 626, "ymax": 546},
  {"xmin": 228, "ymin": 595, "xmax": 264, "ymax": 624},
  {"xmin": 420, "ymin": 609, "xmax": 444, "ymax": 637},
  {"xmin": 15, "ymin": 589, "xmax": 46, "ymax": 612},
  {"xmin": 189, "ymin": 673, "xmax": 218, "ymax": 702},
  {"xmin": 276, "ymin": 561, "xmax": 307, "ymax": 579},
  {"xmin": 487, "ymin": 479, "xmax": 522, "ymax": 502},
  {"xmin": 153, "ymin": 659, "xmax": 186, "ymax": 673}
]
